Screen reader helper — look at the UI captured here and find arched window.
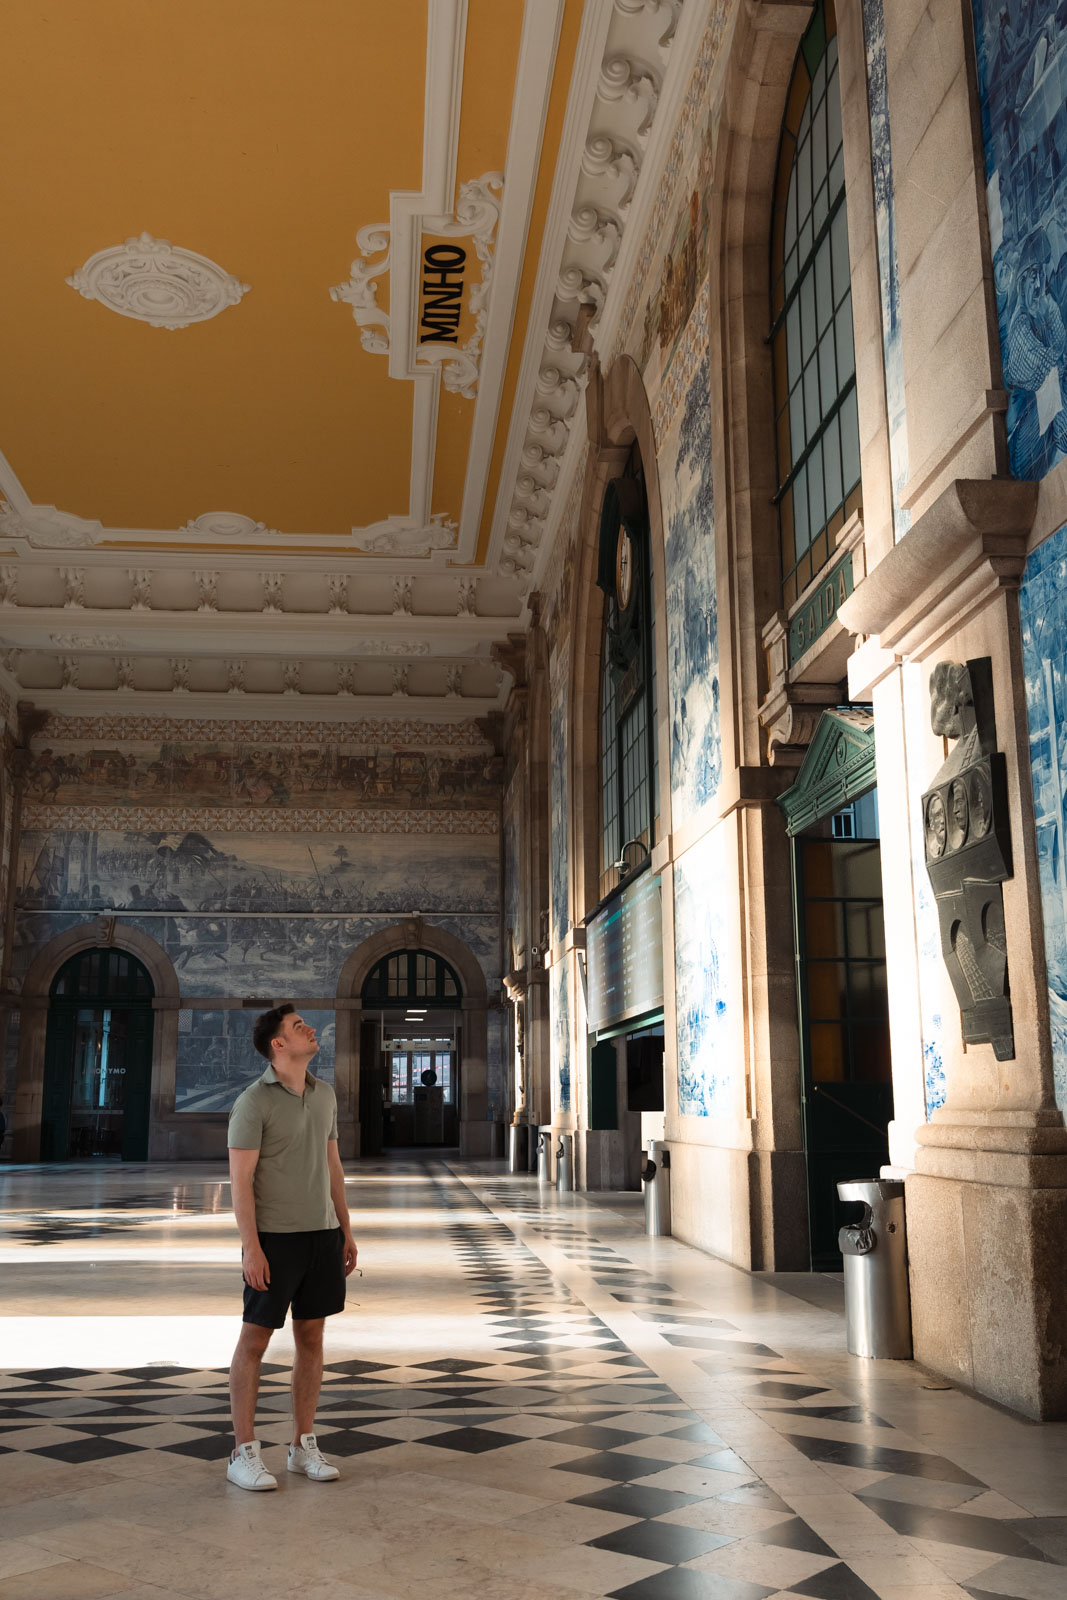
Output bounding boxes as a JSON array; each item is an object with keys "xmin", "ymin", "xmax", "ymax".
[
  {"xmin": 597, "ymin": 446, "xmax": 658, "ymax": 900},
  {"xmin": 771, "ymin": 0, "xmax": 861, "ymax": 611},
  {"xmin": 51, "ymin": 947, "xmax": 153, "ymax": 1002},
  {"xmin": 361, "ymin": 948, "xmax": 461, "ymax": 1005}
]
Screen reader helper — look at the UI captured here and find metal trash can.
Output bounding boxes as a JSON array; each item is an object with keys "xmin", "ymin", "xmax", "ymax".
[
  {"xmin": 642, "ymin": 1139, "xmax": 671, "ymax": 1236},
  {"xmin": 556, "ymin": 1132, "xmax": 573, "ymax": 1193},
  {"xmin": 536, "ymin": 1126, "xmax": 553, "ymax": 1185},
  {"xmin": 508, "ymin": 1123, "xmax": 530, "ymax": 1174},
  {"xmin": 837, "ymin": 1179, "xmax": 912, "ymax": 1359}
]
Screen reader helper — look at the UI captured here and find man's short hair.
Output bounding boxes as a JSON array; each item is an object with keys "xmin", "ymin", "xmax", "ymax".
[{"xmin": 252, "ymin": 1002, "xmax": 294, "ymax": 1061}]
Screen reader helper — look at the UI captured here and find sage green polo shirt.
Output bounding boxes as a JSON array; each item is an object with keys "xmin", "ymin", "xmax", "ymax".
[{"xmin": 227, "ymin": 1065, "xmax": 339, "ymax": 1233}]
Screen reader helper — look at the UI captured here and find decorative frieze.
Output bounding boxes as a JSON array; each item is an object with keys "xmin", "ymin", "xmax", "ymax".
[
  {"xmin": 21, "ymin": 803, "xmax": 500, "ymax": 836},
  {"xmin": 651, "ymin": 278, "xmax": 710, "ymax": 442},
  {"xmin": 33, "ymin": 713, "xmax": 496, "ymax": 747}
]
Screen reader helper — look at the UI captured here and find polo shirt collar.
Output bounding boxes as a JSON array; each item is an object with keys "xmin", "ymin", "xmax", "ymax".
[{"xmin": 260, "ymin": 1063, "xmax": 316, "ymax": 1094}]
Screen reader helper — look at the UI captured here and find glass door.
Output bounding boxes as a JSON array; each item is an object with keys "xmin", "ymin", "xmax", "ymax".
[
  {"xmin": 41, "ymin": 948, "xmax": 155, "ymax": 1161},
  {"xmin": 68, "ymin": 1008, "xmax": 130, "ymax": 1158},
  {"xmin": 795, "ymin": 791, "xmax": 892, "ymax": 1266}
]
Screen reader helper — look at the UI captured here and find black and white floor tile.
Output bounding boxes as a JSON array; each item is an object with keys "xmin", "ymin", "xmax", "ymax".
[{"xmin": 0, "ymin": 1158, "xmax": 1065, "ymax": 1599}]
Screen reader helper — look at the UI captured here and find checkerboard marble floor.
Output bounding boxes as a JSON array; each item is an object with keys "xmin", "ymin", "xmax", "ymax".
[{"xmin": 1, "ymin": 1158, "xmax": 1066, "ymax": 1599}]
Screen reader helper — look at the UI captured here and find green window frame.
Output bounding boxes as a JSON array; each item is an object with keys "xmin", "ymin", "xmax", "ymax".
[
  {"xmin": 361, "ymin": 949, "xmax": 461, "ymax": 1005},
  {"xmin": 770, "ymin": 0, "xmax": 862, "ymax": 611}
]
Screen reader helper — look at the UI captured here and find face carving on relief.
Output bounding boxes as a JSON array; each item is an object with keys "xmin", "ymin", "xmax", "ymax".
[{"xmin": 929, "ymin": 661, "xmax": 968, "ymax": 739}]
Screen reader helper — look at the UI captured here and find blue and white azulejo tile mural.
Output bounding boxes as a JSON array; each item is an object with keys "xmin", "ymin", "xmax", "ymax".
[
  {"xmin": 550, "ymin": 958, "xmax": 571, "ymax": 1113},
  {"xmin": 549, "ymin": 658, "xmax": 570, "ymax": 948},
  {"xmin": 673, "ymin": 825, "xmax": 734, "ymax": 1119},
  {"xmin": 973, "ymin": 1, "xmax": 1067, "ymax": 481},
  {"xmin": 1021, "ymin": 522, "xmax": 1067, "ymax": 1112},
  {"xmin": 663, "ymin": 353, "xmax": 721, "ymax": 830},
  {"xmin": 861, "ymin": 0, "xmax": 910, "ymax": 540}
]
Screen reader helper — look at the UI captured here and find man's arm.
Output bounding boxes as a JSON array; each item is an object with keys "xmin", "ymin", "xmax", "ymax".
[
  {"xmin": 327, "ymin": 1140, "xmax": 358, "ymax": 1275},
  {"xmin": 229, "ymin": 1146, "xmax": 270, "ymax": 1291}
]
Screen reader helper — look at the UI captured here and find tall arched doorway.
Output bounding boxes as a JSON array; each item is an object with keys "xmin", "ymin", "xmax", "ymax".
[
  {"xmin": 41, "ymin": 948, "xmax": 155, "ymax": 1161},
  {"xmin": 779, "ymin": 711, "xmax": 892, "ymax": 1267},
  {"xmin": 337, "ymin": 919, "xmax": 491, "ymax": 1158},
  {"xmin": 360, "ymin": 949, "xmax": 463, "ymax": 1150}
]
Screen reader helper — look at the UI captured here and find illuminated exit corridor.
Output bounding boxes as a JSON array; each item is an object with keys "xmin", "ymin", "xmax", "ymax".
[{"xmin": 2, "ymin": 1159, "xmax": 1065, "ymax": 1599}]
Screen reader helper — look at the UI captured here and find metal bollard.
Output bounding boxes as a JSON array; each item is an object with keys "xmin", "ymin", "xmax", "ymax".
[
  {"xmin": 508, "ymin": 1123, "xmax": 530, "ymax": 1174},
  {"xmin": 837, "ymin": 1179, "xmax": 912, "ymax": 1359},
  {"xmin": 642, "ymin": 1139, "xmax": 671, "ymax": 1236},
  {"xmin": 556, "ymin": 1132, "xmax": 573, "ymax": 1193},
  {"xmin": 536, "ymin": 1127, "xmax": 553, "ymax": 1185}
]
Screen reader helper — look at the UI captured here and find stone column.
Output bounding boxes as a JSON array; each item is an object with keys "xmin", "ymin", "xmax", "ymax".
[{"xmin": 841, "ymin": 479, "xmax": 1067, "ymax": 1419}]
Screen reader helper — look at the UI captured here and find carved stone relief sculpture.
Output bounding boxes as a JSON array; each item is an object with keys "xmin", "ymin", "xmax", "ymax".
[{"xmin": 922, "ymin": 657, "xmax": 1014, "ymax": 1061}]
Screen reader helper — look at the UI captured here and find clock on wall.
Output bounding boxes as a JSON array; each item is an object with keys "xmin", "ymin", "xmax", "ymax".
[{"xmin": 616, "ymin": 525, "xmax": 635, "ymax": 613}]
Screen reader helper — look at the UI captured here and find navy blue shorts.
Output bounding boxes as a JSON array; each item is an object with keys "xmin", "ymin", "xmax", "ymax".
[{"xmin": 242, "ymin": 1228, "xmax": 346, "ymax": 1328}]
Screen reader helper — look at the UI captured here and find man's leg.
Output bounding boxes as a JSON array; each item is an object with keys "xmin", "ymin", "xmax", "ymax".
[
  {"xmin": 291, "ymin": 1317, "xmax": 326, "ymax": 1442},
  {"xmin": 229, "ymin": 1322, "xmax": 273, "ymax": 1447}
]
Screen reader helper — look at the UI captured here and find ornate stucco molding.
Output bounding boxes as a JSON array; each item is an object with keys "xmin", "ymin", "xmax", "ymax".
[
  {"xmin": 181, "ymin": 513, "xmax": 282, "ymax": 540},
  {"xmin": 66, "ymin": 234, "xmax": 250, "ymax": 330},
  {"xmin": 0, "ymin": 501, "xmax": 103, "ymax": 549},
  {"xmin": 331, "ymin": 172, "xmax": 504, "ymax": 401},
  {"xmin": 489, "ymin": 0, "xmax": 714, "ymax": 585}
]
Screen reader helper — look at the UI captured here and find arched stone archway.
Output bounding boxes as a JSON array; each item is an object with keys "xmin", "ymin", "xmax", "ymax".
[
  {"xmin": 335, "ymin": 917, "xmax": 492, "ymax": 1158},
  {"xmin": 13, "ymin": 918, "xmax": 180, "ymax": 1162}
]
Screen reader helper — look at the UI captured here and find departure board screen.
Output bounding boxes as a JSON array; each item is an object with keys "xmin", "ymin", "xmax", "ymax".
[{"xmin": 586, "ymin": 872, "xmax": 664, "ymax": 1032}]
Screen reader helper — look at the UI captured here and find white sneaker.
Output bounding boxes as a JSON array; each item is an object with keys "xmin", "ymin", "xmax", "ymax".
[
  {"xmin": 287, "ymin": 1432, "xmax": 340, "ymax": 1481},
  {"xmin": 226, "ymin": 1440, "xmax": 278, "ymax": 1492}
]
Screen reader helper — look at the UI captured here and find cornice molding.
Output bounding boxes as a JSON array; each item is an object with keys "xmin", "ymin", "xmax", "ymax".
[
  {"xmin": 0, "ymin": 609, "xmax": 512, "ymax": 653},
  {"xmin": 488, "ymin": 0, "xmax": 717, "ymax": 589},
  {"xmin": 837, "ymin": 479, "xmax": 1039, "ymax": 661},
  {"xmin": 18, "ymin": 688, "xmax": 508, "ymax": 724}
]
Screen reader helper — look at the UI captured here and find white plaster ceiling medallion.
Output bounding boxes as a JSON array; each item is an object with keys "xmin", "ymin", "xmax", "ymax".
[{"xmin": 66, "ymin": 234, "xmax": 250, "ymax": 330}]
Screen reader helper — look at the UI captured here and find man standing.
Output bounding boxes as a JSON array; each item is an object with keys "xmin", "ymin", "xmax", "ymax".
[{"xmin": 226, "ymin": 1003, "xmax": 358, "ymax": 1491}]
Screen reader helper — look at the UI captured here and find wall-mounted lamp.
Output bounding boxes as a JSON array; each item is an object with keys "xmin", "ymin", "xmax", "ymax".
[{"xmin": 612, "ymin": 837, "xmax": 651, "ymax": 879}]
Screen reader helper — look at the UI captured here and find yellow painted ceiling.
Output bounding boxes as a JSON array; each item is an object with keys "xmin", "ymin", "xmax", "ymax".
[{"xmin": 0, "ymin": 0, "xmax": 581, "ymax": 548}]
